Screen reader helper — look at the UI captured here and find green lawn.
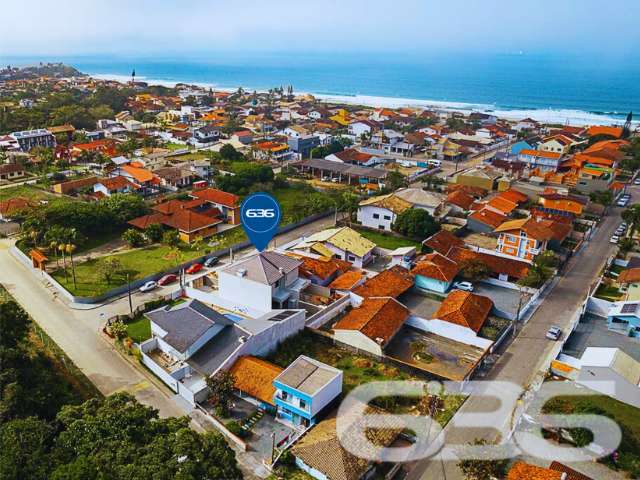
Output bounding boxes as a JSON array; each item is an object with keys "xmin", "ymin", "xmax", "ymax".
[
  {"xmin": 354, "ymin": 227, "xmax": 421, "ymax": 250},
  {"xmin": 126, "ymin": 317, "xmax": 151, "ymax": 343},
  {"xmin": 594, "ymin": 283, "xmax": 623, "ymax": 302},
  {"xmin": 544, "ymin": 393, "xmax": 640, "ymax": 478},
  {"xmin": 164, "ymin": 142, "xmax": 189, "ymax": 151},
  {"xmin": 51, "ymin": 227, "xmax": 246, "ymax": 297},
  {"xmin": 0, "ymin": 184, "xmax": 61, "ymax": 202},
  {"xmin": 167, "ymin": 152, "xmax": 207, "ymax": 161}
]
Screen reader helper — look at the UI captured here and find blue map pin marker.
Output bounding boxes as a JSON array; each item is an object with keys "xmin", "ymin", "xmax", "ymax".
[{"xmin": 240, "ymin": 192, "xmax": 282, "ymax": 252}]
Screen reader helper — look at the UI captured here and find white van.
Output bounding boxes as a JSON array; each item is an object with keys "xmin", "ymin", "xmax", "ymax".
[{"xmin": 427, "ymin": 159, "xmax": 442, "ymax": 168}]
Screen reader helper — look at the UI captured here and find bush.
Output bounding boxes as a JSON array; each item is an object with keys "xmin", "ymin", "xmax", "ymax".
[
  {"xmin": 225, "ymin": 421, "xmax": 248, "ymax": 438},
  {"xmin": 392, "ymin": 208, "xmax": 440, "ymax": 240},
  {"xmin": 122, "ymin": 228, "xmax": 146, "ymax": 248},
  {"xmin": 162, "ymin": 230, "xmax": 180, "ymax": 247},
  {"xmin": 109, "ymin": 319, "xmax": 128, "ymax": 339},
  {"xmin": 144, "ymin": 223, "xmax": 164, "ymax": 243}
]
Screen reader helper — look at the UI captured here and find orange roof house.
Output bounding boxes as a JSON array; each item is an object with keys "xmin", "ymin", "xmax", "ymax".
[
  {"xmin": 617, "ymin": 267, "xmax": 640, "ymax": 284},
  {"xmin": 585, "ymin": 125, "xmax": 623, "ymax": 139},
  {"xmin": 328, "ymin": 270, "xmax": 365, "ymax": 291},
  {"xmin": 228, "ymin": 356, "xmax": 283, "ymax": 406},
  {"xmin": 468, "ymin": 208, "xmax": 508, "ymax": 231},
  {"xmin": 333, "ymin": 297, "xmax": 409, "ymax": 355},
  {"xmin": 120, "ymin": 164, "xmax": 156, "ymax": 184},
  {"xmin": 539, "ymin": 192, "xmax": 585, "ymax": 216},
  {"xmin": 447, "ymin": 189, "xmax": 476, "ymax": 210},
  {"xmin": 353, "ymin": 265, "xmax": 414, "ymax": 299},
  {"xmin": 434, "ymin": 290, "xmax": 493, "ymax": 333},
  {"xmin": 297, "ymin": 255, "xmax": 351, "ymax": 286},
  {"xmin": 447, "ymin": 246, "xmax": 530, "ymax": 281},
  {"xmin": 422, "ymin": 230, "xmax": 465, "ymax": 256},
  {"xmin": 0, "ymin": 197, "xmax": 35, "ymax": 219},
  {"xmin": 487, "ymin": 195, "xmax": 518, "ymax": 215},
  {"xmin": 412, "ymin": 253, "xmax": 460, "ymax": 290},
  {"xmin": 190, "ymin": 188, "xmax": 241, "ymax": 225}
]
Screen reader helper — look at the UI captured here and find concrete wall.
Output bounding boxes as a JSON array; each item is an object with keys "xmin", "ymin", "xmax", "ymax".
[
  {"xmin": 577, "ymin": 369, "xmax": 640, "ymax": 408},
  {"xmin": 218, "ymin": 270, "xmax": 273, "ymax": 312},
  {"xmin": 310, "ymin": 371, "xmax": 343, "ymax": 417},
  {"xmin": 406, "ymin": 316, "xmax": 493, "ymax": 350},
  {"xmin": 415, "ymin": 275, "xmax": 449, "ymax": 293},
  {"xmin": 333, "ymin": 329, "xmax": 383, "ymax": 356},
  {"xmin": 357, "ymin": 205, "xmax": 395, "ymax": 231},
  {"xmin": 306, "ymin": 295, "xmax": 351, "ymax": 329},
  {"xmin": 586, "ymin": 296, "xmax": 614, "ymax": 317}
]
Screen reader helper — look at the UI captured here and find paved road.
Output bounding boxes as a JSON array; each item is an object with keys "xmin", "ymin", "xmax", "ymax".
[{"xmin": 409, "ymin": 195, "xmax": 629, "ymax": 479}]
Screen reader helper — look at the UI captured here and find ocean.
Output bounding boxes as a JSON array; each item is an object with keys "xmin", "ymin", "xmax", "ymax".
[{"xmin": 4, "ymin": 51, "xmax": 640, "ymax": 126}]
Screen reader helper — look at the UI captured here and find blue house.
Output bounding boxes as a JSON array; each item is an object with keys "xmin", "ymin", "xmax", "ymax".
[
  {"xmin": 607, "ymin": 301, "xmax": 640, "ymax": 337},
  {"xmin": 273, "ymin": 355, "xmax": 343, "ymax": 428},
  {"xmin": 510, "ymin": 140, "xmax": 532, "ymax": 156},
  {"xmin": 411, "ymin": 252, "xmax": 460, "ymax": 293}
]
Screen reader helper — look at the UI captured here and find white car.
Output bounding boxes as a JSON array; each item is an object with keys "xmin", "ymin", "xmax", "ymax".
[
  {"xmin": 139, "ymin": 281, "xmax": 158, "ymax": 293},
  {"xmin": 634, "ymin": 178, "xmax": 640, "ymax": 185},
  {"xmin": 610, "ymin": 235, "xmax": 620, "ymax": 244},
  {"xmin": 546, "ymin": 326, "xmax": 562, "ymax": 340},
  {"xmin": 453, "ymin": 281, "xmax": 474, "ymax": 292}
]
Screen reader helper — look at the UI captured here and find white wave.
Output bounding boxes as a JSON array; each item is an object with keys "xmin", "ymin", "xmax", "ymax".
[{"xmin": 89, "ymin": 72, "xmax": 632, "ymax": 127}]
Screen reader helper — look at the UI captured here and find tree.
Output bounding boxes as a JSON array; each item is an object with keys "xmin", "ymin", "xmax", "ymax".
[
  {"xmin": 457, "ymin": 439, "xmax": 509, "ymax": 480},
  {"xmin": 1, "ymin": 393, "xmax": 242, "ymax": 480},
  {"xmin": 219, "ymin": 143, "xmax": 243, "ymax": 161},
  {"xmin": 162, "ymin": 229, "xmax": 180, "ymax": 247},
  {"xmin": 519, "ymin": 251, "xmax": 556, "ymax": 288},
  {"xmin": 386, "ymin": 170, "xmax": 407, "ymax": 191},
  {"xmin": 622, "ymin": 204, "xmax": 640, "ymax": 235},
  {"xmin": 589, "ymin": 190, "xmax": 613, "ymax": 206},
  {"xmin": 121, "ymin": 228, "xmax": 146, "ymax": 248},
  {"xmin": 109, "ymin": 319, "xmax": 128, "ymax": 339},
  {"xmin": 97, "ymin": 258, "xmax": 123, "ymax": 283},
  {"xmin": 144, "ymin": 223, "xmax": 163, "ymax": 243},
  {"xmin": 393, "ymin": 208, "xmax": 440, "ymax": 240},
  {"xmin": 459, "ymin": 258, "xmax": 491, "ymax": 281},
  {"xmin": 206, "ymin": 371, "xmax": 236, "ymax": 417},
  {"xmin": 618, "ymin": 237, "xmax": 635, "ymax": 255}
]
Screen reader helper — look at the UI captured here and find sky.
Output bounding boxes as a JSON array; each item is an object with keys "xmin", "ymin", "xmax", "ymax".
[{"xmin": 1, "ymin": 0, "xmax": 640, "ymax": 58}]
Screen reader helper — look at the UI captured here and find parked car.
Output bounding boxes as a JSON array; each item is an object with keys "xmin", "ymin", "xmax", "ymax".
[
  {"xmin": 610, "ymin": 235, "xmax": 620, "ymax": 244},
  {"xmin": 453, "ymin": 281, "xmax": 474, "ymax": 292},
  {"xmin": 139, "ymin": 281, "xmax": 157, "ymax": 293},
  {"xmin": 546, "ymin": 326, "xmax": 562, "ymax": 340},
  {"xmin": 186, "ymin": 263, "xmax": 203, "ymax": 274},
  {"xmin": 158, "ymin": 274, "xmax": 178, "ymax": 286},
  {"xmin": 621, "ymin": 222, "xmax": 628, "ymax": 228},
  {"xmin": 204, "ymin": 256, "xmax": 219, "ymax": 268},
  {"xmin": 617, "ymin": 199, "xmax": 628, "ymax": 207},
  {"xmin": 634, "ymin": 178, "xmax": 640, "ymax": 185}
]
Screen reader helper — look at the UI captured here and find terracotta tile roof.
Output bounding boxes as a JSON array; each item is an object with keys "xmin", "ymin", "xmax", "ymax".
[
  {"xmin": 507, "ymin": 461, "xmax": 563, "ymax": 480},
  {"xmin": 434, "ymin": 290, "xmax": 492, "ymax": 332},
  {"xmin": 0, "ymin": 197, "xmax": 34, "ymax": 216},
  {"xmin": 495, "ymin": 217, "xmax": 556, "ymax": 242},
  {"xmin": 412, "ymin": 252, "xmax": 460, "ymax": 283},
  {"xmin": 291, "ymin": 405, "xmax": 403, "ymax": 480},
  {"xmin": 499, "ymin": 189, "xmax": 528, "ymax": 204},
  {"xmin": 586, "ymin": 125, "xmax": 623, "ymax": 138},
  {"xmin": 447, "ymin": 246, "xmax": 530, "ymax": 280},
  {"xmin": 121, "ymin": 164, "xmax": 155, "ymax": 183},
  {"xmin": 98, "ymin": 175, "xmax": 138, "ymax": 191},
  {"xmin": 328, "ymin": 270, "xmax": 365, "ymax": 290},
  {"xmin": 469, "ymin": 208, "xmax": 507, "ymax": 229},
  {"xmin": 128, "ymin": 212, "xmax": 168, "ymax": 229},
  {"xmin": 618, "ymin": 267, "xmax": 640, "ymax": 284},
  {"xmin": 487, "ymin": 195, "xmax": 518, "ymax": 214},
  {"xmin": 548, "ymin": 461, "xmax": 594, "ymax": 480},
  {"xmin": 228, "ymin": 356, "xmax": 283, "ymax": 406},
  {"xmin": 298, "ymin": 255, "xmax": 351, "ymax": 281},
  {"xmin": 423, "ymin": 230, "xmax": 465, "ymax": 256},
  {"xmin": 446, "ymin": 184, "xmax": 488, "ymax": 198},
  {"xmin": 353, "ymin": 265, "xmax": 414, "ymax": 298},
  {"xmin": 447, "ymin": 189, "xmax": 475, "ymax": 210},
  {"xmin": 333, "ymin": 148, "xmax": 373, "ymax": 164},
  {"xmin": 333, "ymin": 297, "xmax": 409, "ymax": 346},
  {"xmin": 191, "ymin": 187, "xmax": 239, "ymax": 208},
  {"xmin": 519, "ymin": 149, "xmax": 562, "ymax": 160},
  {"xmin": 163, "ymin": 209, "xmax": 221, "ymax": 233},
  {"xmin": 0, "ymin": 163, "xmax": 25, "ymax": 175},
  {"xmin": 358, "ymin": 193, "xmax": 412, "ymax": 215}
]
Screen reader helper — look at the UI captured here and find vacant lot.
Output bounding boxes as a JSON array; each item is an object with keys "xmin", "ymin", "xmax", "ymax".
[
  {"xmin": 0, "ymin": 184, "xmax": 65, "ymax": 202},
  {"xmin": 354, "ymin": 227, "xmax": 421, "ymax": 250}
]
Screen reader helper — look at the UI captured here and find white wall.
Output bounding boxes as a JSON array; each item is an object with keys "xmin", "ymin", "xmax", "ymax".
[
  {"xmin": 333, "ymin": 330, "xmax": 383, "ymax": 356},
  {"xmin": 310, "ymin": 371, "xmax": 343, "ymax": 417},
  {"xmin": 218, "ymin": 271, "xmax": 273, "ymax": 312},
  {"xmin": 357, "ymin": 205, "xmax": 395, "ymax": 231},
  {"xmin": 406, "ymin": 316, "xmax": 493, "ymax": 350},
  {"xmin": 578, "ymin": 370, "xmax": 640, "ymax": 408}
]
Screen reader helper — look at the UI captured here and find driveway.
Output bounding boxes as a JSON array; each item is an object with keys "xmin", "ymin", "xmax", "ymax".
[
  {"xmin": 475, "ymin": 283, "xmax": 532, "ymax": 319},
  {"xmin": 399, "ymin": 290, "xmax": 443, "ymax": 318},
  {"xmin": 408, "ymin": 187, "xmax": 628, "ymax": 480}
]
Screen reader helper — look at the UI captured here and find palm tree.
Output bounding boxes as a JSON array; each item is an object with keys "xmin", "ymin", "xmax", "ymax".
[
  {"xmin": 49, "ymin": 240, "xmax": 60, "ymax": 268},
  {"xmin": 65, "ymin": 243, "xmax": 77, "ymax": 288},
  {"xmin": 58, "ymin": 243, "xmax": 68, "ymax": 282}
]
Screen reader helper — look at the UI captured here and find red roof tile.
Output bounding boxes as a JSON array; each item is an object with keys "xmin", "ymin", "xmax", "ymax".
[
  {"xmin": 469, "ymin": 208, "xmax": 507, "ymax": 229},
  {"xmin": 447, "ymin": 247, "xmax": 530, "ymax": 280},
  {"xmin": 434, "ymin": 290, "xmax": 493, "ymax": 333},
  {"xmin": 353, "ymin": 265, "xmax": 414, "ymax": 298},
  {"xmin": 412, "ymin": 253, "xmax": 460, "ymax": 283},
  {"xmin": 191, "ymin": 188, "xmax": 239, "ymax": 208},
  {"xmin": 333, "ymin": 297, "xmax": 409, "ymax": 346},
  {"xmin": 422, "ymin": 230, "xmax": 465, "ymax": 256}
]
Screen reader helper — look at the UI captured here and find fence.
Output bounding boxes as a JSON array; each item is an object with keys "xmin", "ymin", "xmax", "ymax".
[
  {"xmin": 11, "ymin": 209, "xmax": 334, "ymax": 305},
  {"xmin": 305, "ymin": 295, "xmax": 351, "ymax": 329}
]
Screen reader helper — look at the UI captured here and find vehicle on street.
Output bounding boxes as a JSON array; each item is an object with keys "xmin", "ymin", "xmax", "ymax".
[
  {"xmin": 617, "ymin": 199, "xmax": 628, "ymax": 207},
  {"xmin": 615, "ymin": 226, "xmax": 626, "ymax": 236},
  {"xmin": 546, "ymin": 326, "xmax": 562, "ymax": 340},
  {"xmin": 610, "ymin": 235, "xmax": 620, "ymax": 244},
  {"xmin": 186, "ymin": 263, "xmax": 203, "ymax": 274},
  {"xmin": 634, "ymin": 178, "xmax": 640, "ymax": 185},
  {"xmin": 453, "ymin": 281, "xmax": 474, "ymax": 292},
  {"xmin": 158, "ymin": 274, "xmax": 178, "ymax": 286},
  {"xmin": 204, "ymin": 256, "xmax": 219, "ymax": 267},
  {"xmin": 139, "ymin": 281, "xmax": 157, "ymax": 293}
]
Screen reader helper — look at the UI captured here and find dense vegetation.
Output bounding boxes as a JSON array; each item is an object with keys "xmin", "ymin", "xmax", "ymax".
[{"xmin": 0, "ymin": 289, "xmax": 242, "ymax": 480}]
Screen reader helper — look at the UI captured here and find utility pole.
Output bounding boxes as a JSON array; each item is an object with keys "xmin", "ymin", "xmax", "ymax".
[
  {"xmin": 513, "ymin": 285, "xmax": 524, "ymax": 338},
  {"xmin": 126, "ymin": 272, "xmax": 133, "ymax": 315}
]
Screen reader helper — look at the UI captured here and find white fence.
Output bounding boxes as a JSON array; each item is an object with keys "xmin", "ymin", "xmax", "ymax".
[{"xmin": 305, "ymin": 295, "xmax": 351, "ymax": 329}]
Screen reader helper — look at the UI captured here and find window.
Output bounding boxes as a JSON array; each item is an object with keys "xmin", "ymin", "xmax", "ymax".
[
  {"xmin": 383, "ymin": 215, "xmax": 391, "ymax": 220},
  {"xmin": 348, "ymin": 255, "xmax": 356, "ymax": 262},
  {"xmin": 299, "ymin": 399, "xmax": 307, "ymax": 410},
  {"xmin": 280, "ymin": 391, "xmax": 289, "ymax": 400},
  {"xmin": 378, "ymin": 225, "xmax": 385, "ymax": 230},
  {"xmin": 373, "ymin": 213, "xmax": 380, "ymax": 219}
]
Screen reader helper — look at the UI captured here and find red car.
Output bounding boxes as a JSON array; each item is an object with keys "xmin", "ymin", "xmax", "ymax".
[
  {"xmin": 186, "ymin": 263, "xmax": 203, "ymax": 274},
  {"xmin": 158, "ymin": 274, "xmax": 178, "ymax": 286}
]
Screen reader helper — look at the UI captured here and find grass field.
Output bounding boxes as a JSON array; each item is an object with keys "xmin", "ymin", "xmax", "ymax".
[
  {"xmin": 126, "ymin": 317, "xmax": 151, "ymax": 343},
  {"xmin": 354, "ymin": 227, "xmax": 421, "ymax": 250},
  {"xmin": 544, "ymin": 392, "xmax": 640, "ymax": 477},
  {"xmin": 0, "ymin": 184, "xmax": 61, "ymax": 202},
  {"xmin": 52, "ymin": 227, "xmax": 247, "ymax": 297}
]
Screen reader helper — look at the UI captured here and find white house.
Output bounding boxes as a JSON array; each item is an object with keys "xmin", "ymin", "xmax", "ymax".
[
  {"xmin": 357, "ymin": 193, "xmax": 412, "ymax": 231},
  {"xmin": 291, "ymin": 227, "xmax": 376, "ymax": 268},
  {"xmin": 348, "ymin": 119, "xmax": 380, "ymax": 138}
]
